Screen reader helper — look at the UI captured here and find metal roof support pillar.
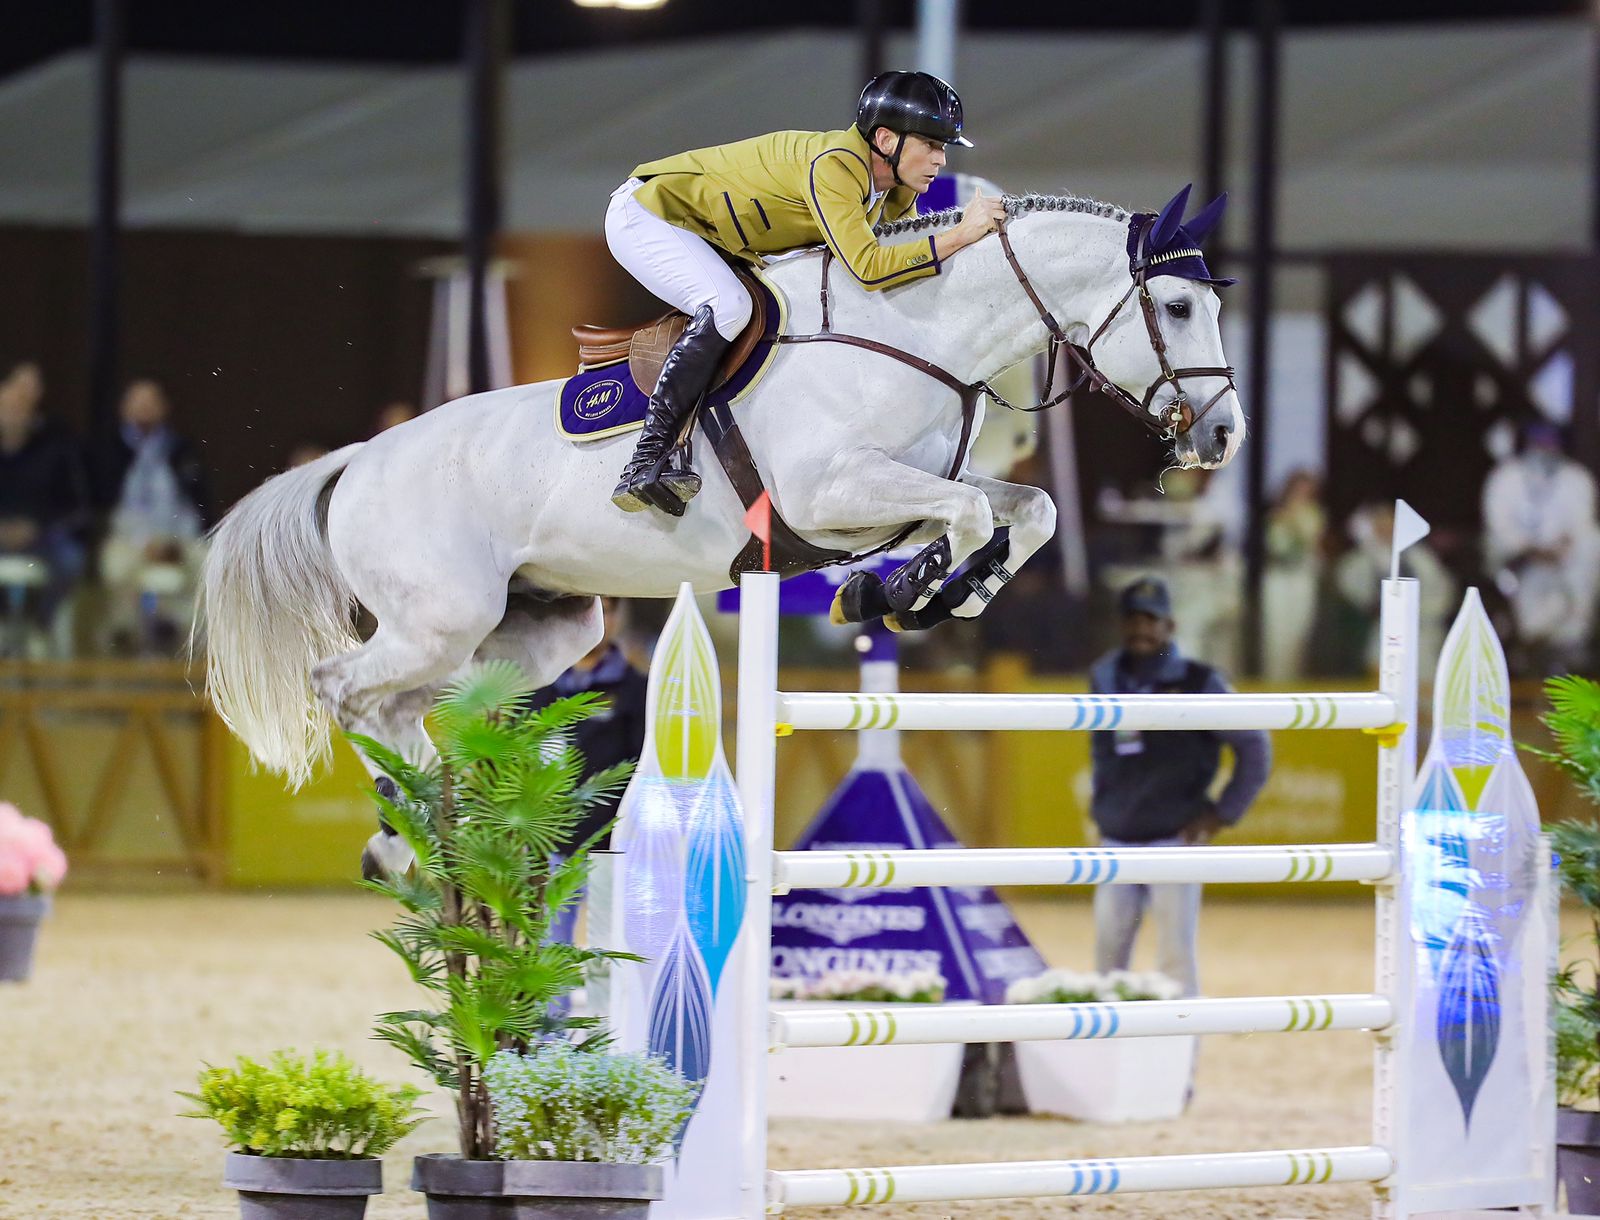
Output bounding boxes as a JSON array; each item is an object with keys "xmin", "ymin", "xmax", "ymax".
[{"xmin": 1242, "ymin": 0, "xmax": 1280, "ymax": 678}]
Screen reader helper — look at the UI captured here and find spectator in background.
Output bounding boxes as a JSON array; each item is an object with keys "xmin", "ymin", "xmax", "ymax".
[
  {"xmin": 529, "ymin": 597, "xmax": 648, "ymax": 948},
  {"xmin": 373, "ymin": 400, "xmax": 418, "ymax": 434},
  {"xmin": 1089, "ymin": 576, "xmax": 1271, "ymax": 1002},
  {"xmin": 1482, "ymin": 419, "xmax": 1600, "ymax": 671},
  {"xmin": 90, "ymin": 379, "xmax": 210, "ymax": 654},
  {"xmin": 1263, "ymin": 470, "xmax": 1326, "ymax": 680},
  {"xmin": 0, "ymin": 362, "xmax": 90, "ymax": 650},
  {"xmin": 1156, "ymin": 467, "xmax": 1241, "ymax": 674},
  {"xmin": 1331, "ymin": 502, "xmax": 1455, "ymax": 672},
  {"xmin": 1096, "ymin": 468, "xmax": 1243, "ymax": 674}
]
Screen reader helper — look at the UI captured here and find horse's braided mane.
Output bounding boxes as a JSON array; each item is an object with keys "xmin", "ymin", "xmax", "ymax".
[{"xmin": 873, "ymin": 192, "xmax": 1131, "ymax": 238}]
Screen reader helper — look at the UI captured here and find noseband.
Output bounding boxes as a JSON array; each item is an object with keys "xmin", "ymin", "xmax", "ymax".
[{"xmin": 989, "ymin": 215, "xmax": 1237, "ymax": 440}]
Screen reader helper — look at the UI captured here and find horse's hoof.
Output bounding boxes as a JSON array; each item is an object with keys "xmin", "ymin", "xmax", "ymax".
[
  {"xmin": 362, "ymin": 829, "xmax": 415, "ymax": 880},
  {"xmin": 832, "ymin": 571, "xmax": 886, "ymax": 625},
  {"xmin": 883, "ymin": 612, "xmax": 905, "ymax": 633}
]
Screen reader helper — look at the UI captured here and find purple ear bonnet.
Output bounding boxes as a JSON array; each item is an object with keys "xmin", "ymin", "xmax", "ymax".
[{"xmin": 1128, "ymin": 185, "xmax": 1236, "ymax": 286}]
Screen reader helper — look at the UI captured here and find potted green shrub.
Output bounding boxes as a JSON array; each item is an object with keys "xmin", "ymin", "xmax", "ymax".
[
  {"xmin": 1535, "ymin": 674, "xmax": 1600, "ymax": 1214},
  {"xmin": 0, "ymin": 800, "xmax": 68, "ymax": 982},
  {"xmin": 359, "ymin": 662, "xmax": 678, "ymax": 1218},
  {"xmin": 465, "ymin": 1042, "xmax": 697, "ymax": 1216},
  {"xmin": 182, "ymin": 1049, "xmax": 425, "ymax": 1219}
]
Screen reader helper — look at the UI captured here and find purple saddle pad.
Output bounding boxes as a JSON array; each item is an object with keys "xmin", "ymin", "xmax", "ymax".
[{"xmin": 557, "ymin": 276, "xmax": 782, "ymax": 440}]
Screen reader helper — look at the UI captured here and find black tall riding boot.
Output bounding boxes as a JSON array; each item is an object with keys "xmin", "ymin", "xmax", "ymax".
[{"xmin": 611, "ymin": 304, "xmax": 729, "ymax": 515}]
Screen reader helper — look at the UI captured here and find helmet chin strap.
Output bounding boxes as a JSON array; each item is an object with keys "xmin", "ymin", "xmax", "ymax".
[{"xmin": 871, "ymin": 130, "xmax": 909, "ymax": 188}]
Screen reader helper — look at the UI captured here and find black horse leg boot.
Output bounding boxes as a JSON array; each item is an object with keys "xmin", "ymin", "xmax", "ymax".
[{"xmin": 611, "ymin": 304, "xmax": 728, "ymax": 515}]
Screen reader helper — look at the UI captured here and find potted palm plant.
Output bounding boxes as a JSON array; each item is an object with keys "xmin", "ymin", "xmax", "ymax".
[
  {"xmin": 360, "ymin": 662, "xmax": 686, "ymax": 1218},
  {"xmin": 182, "ymin": 1049, "xmax": 425, "ymax": 1219},
  {"xmin": 1534, "ymin": 674, "xmax": 1600, "ymax": 1214}
]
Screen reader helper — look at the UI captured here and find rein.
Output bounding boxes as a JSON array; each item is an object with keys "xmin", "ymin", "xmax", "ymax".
[
  {"xmin": 992, "ymin": 214, "xmax": 1237, "ymax": 439},
  {"xmin": 776, "ymin": 215, "xmax": 1236, "ymax": 446}
]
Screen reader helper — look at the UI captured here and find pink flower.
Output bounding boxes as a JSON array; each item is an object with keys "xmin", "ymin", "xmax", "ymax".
[
  {"xmin": 32, "ymin": 844, "xmax": 66, "ymax": 891},
  {"xmin": 0, "ymin": 852, "xmax": 29, "ymax": 897},
  {"xmin": 11, "ymin": 818, "xmax": 54, "ymax": 860},
  {"xmin": 0, "ymin": 811, "xmax": 64, "ymax": 893}
]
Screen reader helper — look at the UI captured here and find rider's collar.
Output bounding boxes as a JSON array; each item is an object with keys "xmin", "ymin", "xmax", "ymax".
[{"xmin": 1127, "ymin": 213, "xmax": 1237, "ymax": 287}]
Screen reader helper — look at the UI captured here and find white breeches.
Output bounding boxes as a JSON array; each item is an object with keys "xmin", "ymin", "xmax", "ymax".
[{"xmin": 604, "ymin": 178, "xmax": 753, "ymax": 343}]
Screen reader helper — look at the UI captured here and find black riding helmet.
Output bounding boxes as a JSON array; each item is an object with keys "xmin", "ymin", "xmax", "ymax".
[{"xmin": 855, "ymin": 70, "xmax": 971, "ymax": 187}]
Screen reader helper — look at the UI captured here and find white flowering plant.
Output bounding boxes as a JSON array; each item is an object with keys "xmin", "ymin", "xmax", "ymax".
[
  {"xmin": 483, "ymin": 1044, "xmax": 698, "ymax": 1163},
  {"xmin": 769, "ymin": 968, "xmax": 946, "ymax": 1003},
  {"xmin": 1004, "ymin": 968, "xmax": 1183, "ymax": 1005}
]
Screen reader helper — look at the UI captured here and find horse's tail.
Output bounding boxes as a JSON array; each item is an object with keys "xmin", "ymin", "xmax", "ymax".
[{"xmin": 194, "ymin": 444, "xmax": 364, "ymax": 789}]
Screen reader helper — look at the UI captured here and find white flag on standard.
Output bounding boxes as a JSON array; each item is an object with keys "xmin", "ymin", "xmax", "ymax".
[{"xmin": 1390, "ymin": 499, "xmax": 1431, "ymax": 579}]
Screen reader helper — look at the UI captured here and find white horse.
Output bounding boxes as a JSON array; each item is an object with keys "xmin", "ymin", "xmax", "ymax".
[{"xmin": 198, "ymin": 189, "xmax": 1244, "ymax": 867}]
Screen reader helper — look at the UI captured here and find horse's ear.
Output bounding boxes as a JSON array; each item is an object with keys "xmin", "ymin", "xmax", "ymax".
[
  {"xmin": 1185, "ymin": 192, "xmax": 1228, "ymax": 244},
  {"xmin": 1149, "ymin": 184, "xmax": 1192, "ymax": 251}
]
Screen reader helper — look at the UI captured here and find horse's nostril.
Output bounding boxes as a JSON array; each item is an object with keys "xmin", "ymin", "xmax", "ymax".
[{"xmin": 1213, "ymin": 423, "xmax": 1231, "ymax": 451}]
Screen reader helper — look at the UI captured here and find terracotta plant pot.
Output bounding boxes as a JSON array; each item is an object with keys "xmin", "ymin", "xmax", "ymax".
[
  {"xmin": 223, "ymin": 1151, "xmax": 382, "ymax": 1220},
  {"xmin": 0, "ymin": 893, "xmax": 48, "ymax": 982},
  {"xmin": 1559, "ymin": 1108, "xmax": 1600, "ymax": 1214},
  {"xmin": 413, "ymin": 1154, "xmax": 664, "ymax": 1220}
]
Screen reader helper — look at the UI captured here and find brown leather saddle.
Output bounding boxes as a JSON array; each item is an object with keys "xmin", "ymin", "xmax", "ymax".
[
  {"xmin": 570, "ymin": 263, "xmax": 768, "ymax": 395},
  {"xmin": 569, "ymin": 265, "xmax": 855, "ymax": 579}
]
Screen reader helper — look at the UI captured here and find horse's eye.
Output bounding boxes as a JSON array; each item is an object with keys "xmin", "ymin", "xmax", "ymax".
[{"xmin": 1166, "ymin": 300, "xmax": 1191, "ymax": 320}]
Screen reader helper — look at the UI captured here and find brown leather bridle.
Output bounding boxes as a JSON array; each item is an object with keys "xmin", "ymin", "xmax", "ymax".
[{"xmin": 989, "ymin": 214, "xmax": 1238, "ymax": 441}]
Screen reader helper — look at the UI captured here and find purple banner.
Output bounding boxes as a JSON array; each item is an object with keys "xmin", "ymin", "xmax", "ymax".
[{"xmin": 771, "ymin": 764, "xmax": 1045, "ymax": 1004}]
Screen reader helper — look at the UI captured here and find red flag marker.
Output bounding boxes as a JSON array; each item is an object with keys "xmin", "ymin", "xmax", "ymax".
[{"xmin": 744, "ymin": 491, "xmax": 773, "ymax": 572}]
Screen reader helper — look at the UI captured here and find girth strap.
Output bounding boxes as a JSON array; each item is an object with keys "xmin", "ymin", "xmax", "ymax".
[{"xmin": 704, "ymin": 248, "xmax": 982, "ymax": 582}]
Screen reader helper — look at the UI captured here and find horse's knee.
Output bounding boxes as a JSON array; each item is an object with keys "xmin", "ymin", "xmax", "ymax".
[
  {"xmin": 1016, "ymin": 489, "xmax": 1057, "ymax": 547},
  {"xmin": 951, "ymin": 489, "xmax": 995, "ymax": 550}
]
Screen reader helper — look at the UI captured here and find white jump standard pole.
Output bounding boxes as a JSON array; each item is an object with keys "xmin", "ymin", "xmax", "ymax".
[
  {"xmin": 1369, "ymin": 576, "xmax": 1418, "ymax": 1220},
  {"xmin": 734, "ymin": 571, "xmax": 782, "ymax": 1220}
]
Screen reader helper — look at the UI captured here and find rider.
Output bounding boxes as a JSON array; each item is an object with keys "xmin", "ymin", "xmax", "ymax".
[{"xmin": 605, "ymin": 70, "xmax": 1007, "ymax": 516}]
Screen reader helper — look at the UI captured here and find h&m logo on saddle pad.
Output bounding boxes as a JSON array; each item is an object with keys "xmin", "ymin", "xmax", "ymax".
[
  {"xmin": 573, "ymin": 377, "xmax": 627, "ymax": 422},
  {"xmin": 556, "ymin": 273, "xmax": 785, "ymax": 443}
]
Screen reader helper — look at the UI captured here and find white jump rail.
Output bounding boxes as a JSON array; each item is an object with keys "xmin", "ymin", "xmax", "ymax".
[
  {"xmin": 772, "ymin": 843, "xmax": 1395, "ymax": 891},
  {"xmin": 776, "ymin": 689, "xmax": 1398, "ymax": 733},
  {"xmin": 714, "ymin": 570, "xmax": 1551, "ymax": 1220},
  {"xmin": 770, "ymin": 993, "xmax": 1394, "ymax": 1049},
  {"xmin": 776, "ymin": 1145, "xmax": 1396, "ymax": 1207}
]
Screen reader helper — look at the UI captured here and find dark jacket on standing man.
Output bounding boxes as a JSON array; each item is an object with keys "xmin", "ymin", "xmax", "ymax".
[
  {"xmin": 1088, "ymin": 644, "xmax": 1272, "ymax": 843},
  {"xmin": 529, "ymin": 644, "xmax": 648, "ymax": 854}
]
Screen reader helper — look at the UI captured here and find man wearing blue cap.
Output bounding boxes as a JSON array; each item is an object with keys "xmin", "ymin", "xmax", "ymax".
[{"xmin": 1088, "ymin": 575, "xmax": 1271, "ymax": 1000}]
